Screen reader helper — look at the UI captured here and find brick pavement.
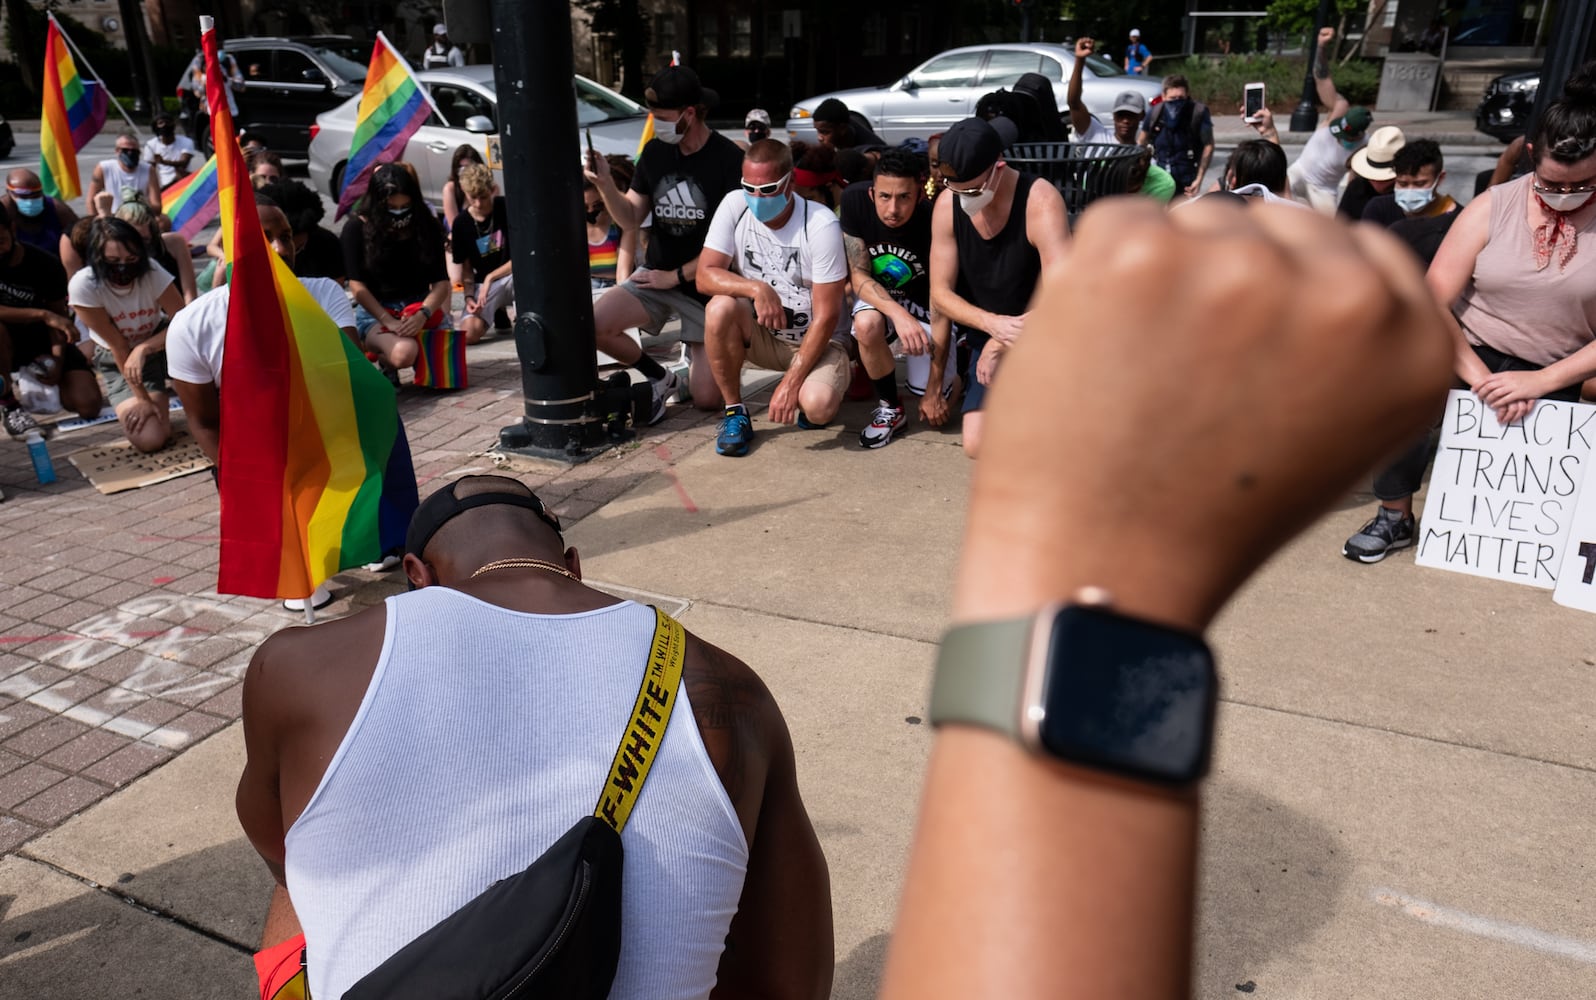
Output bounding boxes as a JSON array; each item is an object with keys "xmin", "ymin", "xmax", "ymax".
[{"xmin": 0, "ymin": 341, "xmax": 731, "ymax": 852}]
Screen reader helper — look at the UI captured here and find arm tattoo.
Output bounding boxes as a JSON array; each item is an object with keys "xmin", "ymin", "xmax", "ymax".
[
  {"xmin": 844, "ymin": 233, "xmax": 871, "ymax": 277},
  {"xmin": 684, "ymin": 637, "xmax": 773, "ymax": 806},
  {"xmin": 1314, "ymin": 51, "xmax": 1330, "ymax": 80}
]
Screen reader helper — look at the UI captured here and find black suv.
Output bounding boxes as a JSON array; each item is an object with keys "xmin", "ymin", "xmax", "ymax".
[
  {"xmin": 225, "ymin": 36, "xmax": 368, "ymax": 157},
  {"xmin": 1475, "ymin": 70, "xmax": 1538, "ymax": 143}
]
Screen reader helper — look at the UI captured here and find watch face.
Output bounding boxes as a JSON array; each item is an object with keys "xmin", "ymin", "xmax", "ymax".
[{"xmin": 1039, "ymin": 606, "xmax": 1216, "ymax": 784}]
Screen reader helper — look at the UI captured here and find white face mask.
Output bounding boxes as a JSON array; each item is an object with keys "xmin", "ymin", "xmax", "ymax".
[
  {"xmin": 1538, "ymin": 188, "xmax": 1595, "ymax": 213},
  {"xmin": 1393, "ymin": 184, "xmax": 1437, "ymax": 214},
  {"xmin": 954, "ymin": 165, "xmax": 1000, "ymax": 213},
  {"xmin": 654, "ymin": 113, "xmax": 689, "ymax": 146}
]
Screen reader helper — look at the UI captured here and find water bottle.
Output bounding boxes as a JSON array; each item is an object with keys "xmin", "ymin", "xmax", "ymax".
[{"xmin": 24, "ymin": 430, "xmax": 55, "ymax": 485}]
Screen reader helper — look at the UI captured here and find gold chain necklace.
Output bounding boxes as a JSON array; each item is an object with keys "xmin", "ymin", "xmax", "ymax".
[{"xmin": 469, "ymin": 557, "xmax": 578, "ymax": 581}]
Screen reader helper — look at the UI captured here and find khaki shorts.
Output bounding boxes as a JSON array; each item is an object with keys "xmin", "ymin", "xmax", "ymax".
[{"xmin": 745, "ymin": 322, "xmax": 852, "ymax": 397}]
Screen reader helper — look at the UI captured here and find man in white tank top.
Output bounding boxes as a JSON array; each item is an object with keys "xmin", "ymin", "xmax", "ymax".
[
  {"xmin": 236, "ymin": 476, "xmax": 833, "ymax": 999},
  {"xmin": 87, "ymin": 132, "xmax": 162, "ymax": 215}
]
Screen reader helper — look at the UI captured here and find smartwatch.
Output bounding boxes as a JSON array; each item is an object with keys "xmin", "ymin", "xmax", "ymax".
[{"xmin": 930, "ymin": 600, "xmax": 1217, "ymax": 786}]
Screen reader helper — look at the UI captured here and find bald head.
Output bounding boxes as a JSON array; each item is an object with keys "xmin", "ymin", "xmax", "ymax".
[
  {"xmin": 7, "ymin": 169, "xmax": 41, "ymax": 190},
  {"xmin": 402, "ymin": 476, "xmax": 574, "ymax": 588}
]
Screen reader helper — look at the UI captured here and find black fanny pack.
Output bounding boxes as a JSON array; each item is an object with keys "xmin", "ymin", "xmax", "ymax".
[{"xmin": 341, "ymin": 607, "xmax": 688, "ymax": 1000}]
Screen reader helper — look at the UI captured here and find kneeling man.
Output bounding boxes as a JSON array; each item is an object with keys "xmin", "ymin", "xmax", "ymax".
[{"xmin": 699, "ymin": 139, "xmax": 848, "ymax": 457}]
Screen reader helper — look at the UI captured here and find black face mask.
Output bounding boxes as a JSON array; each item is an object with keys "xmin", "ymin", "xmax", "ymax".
[
  {"xmin": 104, "ymin": 260, "xmax": 145, "ymax": 286},
  {"xmin": 585, "ymin": 205, "xmax": 604, "ymax": 224},
  {"xmin": 117, "ymin": 149, "xmax": 140, "ymax": 169},
  {"xmin": 747, "ymin": 127, "xmax": 769, "ymax": 143},
  {"xmin": 387, "ymin": 206, "xmax": 414, "ymax": 229}
]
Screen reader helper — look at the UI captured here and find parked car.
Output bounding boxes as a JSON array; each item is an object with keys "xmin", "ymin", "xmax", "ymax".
[
  {"xmin": 225, "ymin": 36, "xmax": 369, "ymax": 156},
  {"xmin": 308, "ymin": 66, "xmax": 650, "ymax": 210},
  {"xmin": 1475, "ymin": 70, "xmax": 1538, "ymax": 143},
  {"xmin": 786, "ymin": 43, "xmax": 1164, "ymax": 145}
]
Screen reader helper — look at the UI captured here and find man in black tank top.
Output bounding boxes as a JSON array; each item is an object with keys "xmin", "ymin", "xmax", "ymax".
[{"xmin": 928, "ymin": 117, "xmax": 1070, "ymax": 459}]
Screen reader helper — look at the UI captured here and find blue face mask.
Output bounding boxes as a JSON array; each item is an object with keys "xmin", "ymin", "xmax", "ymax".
[
  {"xmin": 1394, "ymin": 185, "xmax": 1437, "ymax": 214},
  {"xmin": 744, "ymin": 191, "xmax": 790, "ymax": 224},
  {"xmin": 1338, "ymin": 136, "xmax": 1361, "ymax": 151},
  {"xmin": 12, "ymin": 194, "xmax": 43, "ymax": 218}
]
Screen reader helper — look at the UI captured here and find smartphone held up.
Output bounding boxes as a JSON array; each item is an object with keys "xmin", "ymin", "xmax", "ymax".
[{"xmin": 1243, "ymin": 83, "xmax": 1266, "ymax": 123}]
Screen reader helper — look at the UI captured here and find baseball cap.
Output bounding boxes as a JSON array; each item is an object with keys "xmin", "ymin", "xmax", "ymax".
[
  {"xmin": 938, "ymin": 117, "xmax": 1006, "ymax": 183},
  {"xmin": 405, "ymin": 476, "xmax": 562, "ymax": 559},
  {"xmin": 745, "ymin": 108, "xmax": 771, "ymax": 127},
  {"xmin": 1350, "ymin": 125, "xmax": 1406, "ymax": 181},
  {"xmin": 1130, "ymin": 28, "xmax": 1142, "ymax": 37},
  {"xmin": 1112, "ymin": 91, "xmax": 1147, "ymax": 116},
  {"xmin": 813, "ymin": 98, "xmax": 850, "ymax": 125},
  {"xmin": 1329, "ymin": 106, "xmax": 1373, "ymax": 140},
  {"xmin": 645, "ymin": 65, "xmax": 719, "ymax": 111},
  {"xmin": 433, "ymin": 22, "xmax": 447, "ymax": 35}
]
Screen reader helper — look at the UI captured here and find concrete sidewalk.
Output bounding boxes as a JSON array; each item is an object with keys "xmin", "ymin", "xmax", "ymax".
[{"xmin": 3, "ymin": 339, "xmax": 1595, "ymax": 996}]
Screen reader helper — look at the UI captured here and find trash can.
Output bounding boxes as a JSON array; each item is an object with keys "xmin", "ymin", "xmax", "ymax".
[{"xmin": 1001, "ymin": 141, "xmax": 1149, "ymax": 222}]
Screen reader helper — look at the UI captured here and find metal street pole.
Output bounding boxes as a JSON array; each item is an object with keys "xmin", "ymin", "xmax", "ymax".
[
  {"xmin": 1289, "ymin": 0, "xmax": 1335, "ymax": 133},
  {"xmin": 490, "ymin": 0, "xmax": 633, "ymax": 459}
]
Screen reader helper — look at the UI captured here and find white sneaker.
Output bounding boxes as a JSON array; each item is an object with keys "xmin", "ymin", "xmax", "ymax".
[
  {"xmin": 647, "ymin": 370, "xmax": 679, "ymax": 425},
  {"xmin": 283, "ymin": 583, "xmax": 332, "ymax": 612},
  {"xmin": 363, "ymin": 553, "xmax": 401, "ymax": 572},
  {"xmin": 859, "ymin": 402, "xmax": 907, "ymax": 449}
]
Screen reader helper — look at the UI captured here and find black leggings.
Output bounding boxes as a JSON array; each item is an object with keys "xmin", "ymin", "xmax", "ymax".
[{"xmin": 1373, "ymin": 343, "xmax": 1582, "ymax": 501}]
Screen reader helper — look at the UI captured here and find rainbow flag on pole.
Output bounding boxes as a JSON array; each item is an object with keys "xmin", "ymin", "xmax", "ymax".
[
  {"xmin": 162, "ymin": 155, "xmax": 220, "ymax": 241},
  {"xmin": 40, "ymin": 14, "xmax": 108, "ymax": 201},
  {"xmin": 201, "ymin": 18, "xmax": 417, "ymax": 601},
  {"xmin": 334, "ymin": 32, "xmax": 437, "ymax": 219}
]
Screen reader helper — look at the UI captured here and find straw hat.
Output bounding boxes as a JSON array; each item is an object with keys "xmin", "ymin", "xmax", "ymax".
[{"xmin": 1350, "ymin": 126, "xmax": 1405, "ymax": 181}]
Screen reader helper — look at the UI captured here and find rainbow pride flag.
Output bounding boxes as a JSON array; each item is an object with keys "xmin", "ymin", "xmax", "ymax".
[
  {"xmin": 39, "ymin": 15, "xmax": 108, "ymax": 201},
  {"xmin": 202, "ymin": 20, "xmax": 417, "ymax": 601},
  {"xmin": 163, "ymin": 155, "xmax": 220, "ymax": 241},
  {"xmin": 634, "ymin": 113, "xmax": 655, "ymax": 160},
  {"xmin": 335, "ymin": 32, "xmax": 435, "ymax": 219}
]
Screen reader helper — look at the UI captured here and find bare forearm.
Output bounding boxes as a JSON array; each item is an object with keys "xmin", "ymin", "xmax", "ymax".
[
  {"xmin": 787, "ymin": 315, "xmax": 838, "ymax": 381},
  {"xmin": 931, "ymin": 284, "xmax": 1000, "ymax": 336},
  {"xmin": 1313, "ymin": 46, "xmax": 1338, "ymax": 107},
  {"xmin": 696, "ymin": 266, "xmax": 762, "ymax": 300},
  {"xmin": 597, "ymin": 183, "xmax": 641, "ymax": 232}
]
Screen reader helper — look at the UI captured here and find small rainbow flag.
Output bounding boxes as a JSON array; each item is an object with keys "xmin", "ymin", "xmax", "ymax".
[
  {"xmin": 634, "ymin": 113, "xmax": 655, "ymax": 161},
  {"xmin": 40, "ymin": 15, "xmax": 108, "ymax": 201},
  {"xmin": 163, "ymin": 155, "xmax": 220, "ymax": 241},
  {"xmin": 412, "ymin": 324, "xmax": 467, "ymax": 390},
  {"xmin": 335, "ymin": 32, "xmax": 437, "ymax": 219},
  {"xmin": 202, "ymin": 19, "xmax": 417, "ymax": 601}
]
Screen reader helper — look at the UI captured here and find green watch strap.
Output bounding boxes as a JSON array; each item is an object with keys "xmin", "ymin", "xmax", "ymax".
[{"xmin": 929, "ymin": 615, "xmax": 1035, "ymax": 738}]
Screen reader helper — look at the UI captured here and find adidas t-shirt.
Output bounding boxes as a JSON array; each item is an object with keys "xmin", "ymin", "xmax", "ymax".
[
  {"xmin": 632, "ymin": 131, "xmax": 745, "ymax": 279},
  {"xmin": 701, "ymin": 192, "xmax": 848, "ymax": 342},
  {"xmin": 838, "ymin": 180, "xmax": 932, "ymax": 321}
]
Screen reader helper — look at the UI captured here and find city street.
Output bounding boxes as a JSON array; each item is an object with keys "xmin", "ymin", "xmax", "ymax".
[{"xmin": 1, "ymin": 105, "xmax": 1593, "ymax": 999}]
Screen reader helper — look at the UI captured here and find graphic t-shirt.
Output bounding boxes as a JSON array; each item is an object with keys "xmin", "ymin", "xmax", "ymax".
[
  {"xmin": 67, "ymin": 262, "xmax": 175, "ymax": 349},
  {"xmin": 450, "ymin": 196, "xmax": 510, "ymax": 284},
  {"xmin": 701, "ymin": 192, "xmax": 848, "ymax": 342},
  {"xmin": 632, "ymin": 131, "xmax": 745, "ymax": 278},
  {"xmin": 838, "ymin": 181, "xmax": 932, "ymax": 320},
  {"xmin": 0, "ymin": 245, "xmax": 70, "ymax": 364}
]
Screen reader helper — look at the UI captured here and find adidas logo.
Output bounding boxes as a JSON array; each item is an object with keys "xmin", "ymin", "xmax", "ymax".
[{"xmin": 654, "ymin": 180, "xmax": 705, "ymax": 222}]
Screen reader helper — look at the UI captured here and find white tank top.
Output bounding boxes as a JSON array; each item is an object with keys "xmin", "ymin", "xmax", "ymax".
[{"xmin": 284, "ymin": 591, "xmax": 749, "ymax": 1000}]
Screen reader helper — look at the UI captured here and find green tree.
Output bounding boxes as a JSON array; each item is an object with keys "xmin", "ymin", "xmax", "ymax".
[{"xmin": 1265, "ymin": 0, "xmax": 1364, "ymax": 43}]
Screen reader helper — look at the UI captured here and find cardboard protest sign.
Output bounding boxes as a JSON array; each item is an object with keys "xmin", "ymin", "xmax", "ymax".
[
  {"xmin": 1415, "ymin": 391, "xmax": 1596, "ymax": 590},
  {"xmin": 66, "ymin": 431, "xmax": 213, "ymax": 494}
]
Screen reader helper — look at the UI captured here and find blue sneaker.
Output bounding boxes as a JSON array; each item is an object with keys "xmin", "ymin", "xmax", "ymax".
[
  {"xmin": 795, "ymin": 408, "xmax": 830, "ymax": 430},
  {"xmin": 716, "ymin": 407, "xmax": 754, "ymax": 456}
]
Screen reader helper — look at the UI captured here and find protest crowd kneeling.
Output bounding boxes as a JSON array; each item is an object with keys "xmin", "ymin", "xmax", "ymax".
[{"xmin": 5, "ymin": 25, "xmax": 1596, "ymax": 998}]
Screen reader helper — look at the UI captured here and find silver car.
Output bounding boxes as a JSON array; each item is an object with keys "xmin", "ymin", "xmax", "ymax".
[
  {"xmin": 307, "ymin": 65, "xmax": 650, "ymax": 209},
  {"xmin": 786, "ymin": 43, "xmax": 1164, "ymax": 144}
]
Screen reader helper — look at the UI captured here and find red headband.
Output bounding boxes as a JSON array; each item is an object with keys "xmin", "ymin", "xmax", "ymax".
[{"xmin": 792, "ymin": 167, "xmax": 840, "ymax": 188}]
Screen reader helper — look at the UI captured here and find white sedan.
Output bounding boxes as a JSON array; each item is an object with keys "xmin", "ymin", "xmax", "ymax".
[{"xmin": 307, "ymin": 66, "xmax": 650, "ymax": 210}]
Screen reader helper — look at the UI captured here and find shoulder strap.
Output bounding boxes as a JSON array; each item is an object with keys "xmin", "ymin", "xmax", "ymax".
[{"xmin": 594, "ymin": 606, "xmax": 686, "ymax": 833}]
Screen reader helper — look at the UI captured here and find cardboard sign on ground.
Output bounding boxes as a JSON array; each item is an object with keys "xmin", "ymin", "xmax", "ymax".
[
  {"xmin": 65, "ymin": 431, "xmax": 213, "ymax": 495},
  {"xmin": 1415, "ymin": 391, "xmax": 1596, "ymax": 590},
  {"xmin": 1554, "ymin": 469, "xmax": 1596, "ymax": 612}
]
